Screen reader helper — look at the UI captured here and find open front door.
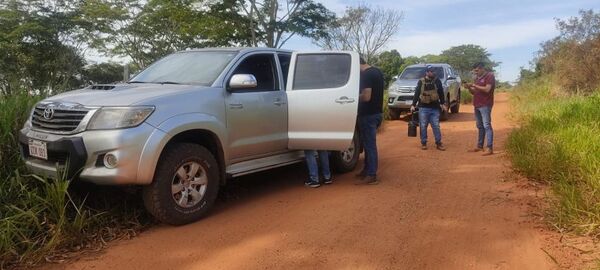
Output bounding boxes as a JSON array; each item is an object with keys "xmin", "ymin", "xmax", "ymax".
[{"xmin": 286, "ymin": 51, "xmax": 359, "ymax": 150}]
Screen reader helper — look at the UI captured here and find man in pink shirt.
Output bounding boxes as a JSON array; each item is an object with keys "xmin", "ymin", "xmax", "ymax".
[{"xmin": 465, "ymin": 62, "xmax": 495, "ymax": 156}]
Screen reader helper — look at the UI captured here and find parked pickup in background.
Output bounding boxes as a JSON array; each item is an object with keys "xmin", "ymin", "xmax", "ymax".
[{"xmin": 387, "ymin": 63, "xmax": 461, "ymax": 120}]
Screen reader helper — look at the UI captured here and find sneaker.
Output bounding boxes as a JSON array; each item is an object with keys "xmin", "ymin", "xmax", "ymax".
[
  {"xmin": 421, "ymin": 144, "xmax": 428, "ymax": 150},
  {"xmin": 365, "ymin": 175, "xmax": 379, "ymax": 185},
  {"xmin": 468, "ymin": 147, "xmax": 484, "ymax": 152},
  {"xmin": 482, "ymin": 148, "xmax": 494, "ymax": 156},
  {"xmin": 323, "ymin": 176, "xmax": 333, "ymax": 185},
  {"xmin": 436, "ymin": 143, "xmax": 446, "ymax": 151},
  {"xmin": 355, "ymin": 170, "xmax": 367, "ymax": 178},
  {"xmin": 305, "ymin": 181, "xmax": 321, "ymax": 188},
  {"xmin": 355, "ymin": 175, "xmax": 378, "ymax": 185}
]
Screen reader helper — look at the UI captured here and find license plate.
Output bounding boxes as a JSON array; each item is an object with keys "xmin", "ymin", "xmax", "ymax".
[
  {"xmin": 28, "ymin": 139, "xmax": 48, "ymax": 160},
  {"xmin": 405, "ymin": 100, "xmax": 413, "ymax": 105}
]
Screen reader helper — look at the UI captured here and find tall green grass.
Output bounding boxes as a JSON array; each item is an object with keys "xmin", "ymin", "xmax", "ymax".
[
  {"xmin": 507, "ymin": 78, "xmax": 600, "ymax": 236},
  {"xmin": 0, "ymin": 94, "xmax": 150, "ymax": 268}
]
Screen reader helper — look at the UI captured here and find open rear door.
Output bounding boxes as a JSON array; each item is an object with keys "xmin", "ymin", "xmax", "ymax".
[{"xmin": 286, "ymin": 51, "xmax": 359, "ymax": 150}]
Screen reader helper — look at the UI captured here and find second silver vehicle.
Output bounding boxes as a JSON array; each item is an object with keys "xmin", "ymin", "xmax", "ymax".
[{"xmin": 387, "ymin": 63, "xmax": 461, "ymax": 120}]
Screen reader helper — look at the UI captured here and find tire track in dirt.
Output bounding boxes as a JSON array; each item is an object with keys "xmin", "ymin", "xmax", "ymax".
[{"xmin": 47, "ymin": 93, "xmax": 586, "ymax": 270}]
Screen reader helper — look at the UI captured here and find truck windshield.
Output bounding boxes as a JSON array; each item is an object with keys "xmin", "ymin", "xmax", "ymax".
[
  {"xmin": 130, "ymin": 51, "xmax": 237, "ymax": 86},
  {"xmin": 399, "ymin": 67, "xmax": 444, "ymax": 80}
]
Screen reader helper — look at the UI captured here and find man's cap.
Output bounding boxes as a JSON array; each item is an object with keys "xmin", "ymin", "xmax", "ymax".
[{"xmin": 425, "ymin": 65, "xmax": 434, "ymax": 72}]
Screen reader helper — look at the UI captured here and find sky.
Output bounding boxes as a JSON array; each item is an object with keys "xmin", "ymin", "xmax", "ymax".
[{"xmin": 282, "ymin": 0, "xmax": 600, "ymax": 82}]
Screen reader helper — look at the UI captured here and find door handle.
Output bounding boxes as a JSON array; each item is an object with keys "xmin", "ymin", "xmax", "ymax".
[
  {"xmin": 273, "ymin": 98, "xmax": 286, "ymax": 106},
  {"xmin": 335, "ymin": 96, "xmax": 355, "ymax": 104},
  {"xmin": 229, "ymin": 103, "xmax": 243, "ymax": 109}
]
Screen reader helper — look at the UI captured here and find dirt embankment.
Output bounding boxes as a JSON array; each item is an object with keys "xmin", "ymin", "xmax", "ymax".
[{"xmin": 47, "ymin": 93, "xmax": 595, "ymax": 270}]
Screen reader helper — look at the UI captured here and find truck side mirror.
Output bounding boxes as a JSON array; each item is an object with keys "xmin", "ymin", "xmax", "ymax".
[{"xmin": 228, "ymin": 74, "xmax": 257, "ymax": 90}]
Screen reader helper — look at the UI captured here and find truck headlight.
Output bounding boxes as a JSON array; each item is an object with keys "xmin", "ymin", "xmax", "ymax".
[{"xmin": 87, "ymin": 106, "xmax": 154, "ymax": 130}]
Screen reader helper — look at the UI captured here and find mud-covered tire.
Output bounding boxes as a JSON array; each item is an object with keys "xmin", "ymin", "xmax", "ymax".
[
  {"xmin": 451, "ymin": 89, "xmax": 461, "ymax": 114},
  {"xmin": 331, "ymin": 131, "xmax": 360, "ymax": 173},
  {"xmin": 388, "ymin": 108, "xmax": 401, "ymax": 120},
  {"xmin": 142, "ymin": 143, "xmax": 219, "ymax": 225}
]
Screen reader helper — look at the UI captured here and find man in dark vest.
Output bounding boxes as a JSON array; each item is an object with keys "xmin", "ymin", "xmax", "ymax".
[{"xmin": 410, "ymin": 65, "xmax": 447, "ymax": 151}]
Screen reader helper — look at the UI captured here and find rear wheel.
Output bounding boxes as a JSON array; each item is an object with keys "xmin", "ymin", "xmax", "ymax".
[
  {"xmin": 331, "ymin": 131, "xmax": 360, "ymax": 173},
  {"xmin": 143, "ymin": 143, "xmax": 219, "ymax": 225},
  {"xmin": 451, "ymin": 89, "xmax": 461, "ymax": 113}
]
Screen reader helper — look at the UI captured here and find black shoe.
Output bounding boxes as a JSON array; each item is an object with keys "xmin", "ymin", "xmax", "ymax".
[
  {"xmin": 355, "ymin": 171, "xmax": 367, "ymax": 178},
  {"xmin": 323, "ymin": 176, "xmax": 333, "ymax": 185},
  {"xmin": 305, "ymin": 180, "xmax": 321, "ymax": 188}
]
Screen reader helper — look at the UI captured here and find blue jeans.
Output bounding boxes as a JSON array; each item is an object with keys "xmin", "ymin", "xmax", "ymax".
[
  {"xmin": 304, "ymin": 150, "xmax": 330, "ymax": 182},
  {"xmin": 474, "ymin": 106, "xmax": 493, "ymax": 149},
  {"xmin": 418, "ymin": 107, "xmax": 442, "ymax": 145},
  {"xmin": 358, "ymin": 113, "xmax": 383, "ymax": 176}
]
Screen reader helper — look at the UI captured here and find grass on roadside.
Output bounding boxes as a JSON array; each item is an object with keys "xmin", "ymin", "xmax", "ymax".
[
  {"xmin": 0, "ymin": 94, "xmax": 151, "ymax": 269},
  {"xmin": 506, "ymin": 78, "xmax": 600, "ymax": 236}
]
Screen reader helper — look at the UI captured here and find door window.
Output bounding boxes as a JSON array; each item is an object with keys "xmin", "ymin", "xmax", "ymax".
[
  {"xmin": 231, "ymin": 54, "xmax": 279, "ymax": 91},
  {"xmin": 278, "ymin": 54, "xmax": 291, "ymax": 89},
  {"xmin": 292, "ymin": 54, "xmax": 351, "ymax": 90}
]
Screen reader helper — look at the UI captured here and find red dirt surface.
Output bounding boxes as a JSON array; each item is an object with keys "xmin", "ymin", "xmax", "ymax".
[{"xmin": 46, "ymin": 93, "xmax": 594, "ymax": 270}]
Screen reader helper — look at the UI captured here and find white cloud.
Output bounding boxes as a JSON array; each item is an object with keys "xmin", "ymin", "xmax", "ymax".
[{"xmin": 388, "ymin": 18, "xmax": 558, "ymax": 56}]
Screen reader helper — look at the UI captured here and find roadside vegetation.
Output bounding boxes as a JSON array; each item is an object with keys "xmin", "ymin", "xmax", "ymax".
[{"xmin": 507, "ymin": 10, "xmax": 600, "ymax": 237}]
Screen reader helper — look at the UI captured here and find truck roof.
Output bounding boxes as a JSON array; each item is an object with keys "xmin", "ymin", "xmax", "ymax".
[{"xmin": 177, "ymin": 47, "xmax": 294, "ymax": 54}]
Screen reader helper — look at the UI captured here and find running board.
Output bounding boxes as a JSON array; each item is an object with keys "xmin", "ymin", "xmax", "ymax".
[{"xmin": 226, "ymin": 151, "xmax": 305, "ymax": 178}]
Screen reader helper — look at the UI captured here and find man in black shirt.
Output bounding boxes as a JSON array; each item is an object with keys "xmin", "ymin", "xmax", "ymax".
[
  {"xmin": 356, "ymin": 57, "xmax": 384, "ymax": 185},
  {"xmin": 410, "ymin": 65, "xmax": 447, "ymax": 151}
]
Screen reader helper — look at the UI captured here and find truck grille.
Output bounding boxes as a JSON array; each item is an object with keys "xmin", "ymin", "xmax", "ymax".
[{"xmin": 31, "ymin": 105, "xmax": 90, "ymax": 133}]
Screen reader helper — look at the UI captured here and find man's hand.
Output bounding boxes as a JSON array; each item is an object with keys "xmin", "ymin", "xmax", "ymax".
[
  {"xmin": 441, "ymin": 104, "xmax": 447, "ymax": 112},
  {"xmin": 410, "ymin": 105, "xmax": 415, "ymax": 112}
]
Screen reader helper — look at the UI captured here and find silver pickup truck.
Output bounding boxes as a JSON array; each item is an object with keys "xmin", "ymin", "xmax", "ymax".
[
  {"xmin": 19, "ymin": 48, "xmax": 361, "ymax": 225},
  {"xmin": 387, "ymin": 63, "xmax": 461, "ymax": 120}
]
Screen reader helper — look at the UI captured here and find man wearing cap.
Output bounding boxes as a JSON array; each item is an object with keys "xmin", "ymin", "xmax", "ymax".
[
  {"xmin": 410, "ymin": 65, "xmax": 447, "ymax": 151},
  {"xmin": 465, "ymin": 62, "xmax": 495, "ymax": 156}
]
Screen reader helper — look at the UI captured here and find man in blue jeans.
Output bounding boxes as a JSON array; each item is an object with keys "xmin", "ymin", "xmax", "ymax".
[
  {"xmin": 355, "ymin": 57, "xmax": 384, "ymax": 185},
  {"xmin": 303, "ymin": 150, "xmax": 331, "ymax": 188},
  {"xmin": 465, "ymin": 62, "xmax": 495, "ymax": 156},
  {"xmin": 410, "ymin": 65, "xmax": 447, "ymax": 151}
]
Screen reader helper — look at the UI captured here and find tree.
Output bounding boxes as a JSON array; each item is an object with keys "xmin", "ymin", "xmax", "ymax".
[
  {"xmin": 440, "ymin": 45, "xmax": 500, "ymax": 82},
  {"xmin": 314, "ymin": 4, "xmax": 404, "ymax": 62},
  {"xmin": 0, "ymin": 0, "xmax": 87, "ymax": 95},
  {"xmin": 373, "ymin": 50, "xmax": 403, "ymax": 88},
  {"xmin": 81, "ymin": 0, "xmax": 250, "ymax": 69},
  {"xmin": 239, "ymin": 0, "xmax": 335, "ymax": 48}
]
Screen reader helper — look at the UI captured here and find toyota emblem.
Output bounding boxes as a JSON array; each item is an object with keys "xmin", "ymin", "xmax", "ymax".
[{"xmin": 43, "ymin": 107, "xmax": 55, "ymax": 120}]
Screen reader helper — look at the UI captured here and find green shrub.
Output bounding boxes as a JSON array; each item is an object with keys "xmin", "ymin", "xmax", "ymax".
[
  {"xmin": 0, "ymin": 94, "xmax": 150, "ymax": 268},
  {"xmin": 507, "ymin": 79, "xmax": 600, "ymax": 236},
  {"xmin": 461, "ymin": 89, "xmax": 473, "ymax": 104}
]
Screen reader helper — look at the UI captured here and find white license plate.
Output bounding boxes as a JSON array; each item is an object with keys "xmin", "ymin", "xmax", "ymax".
[
  {"xmin": 28, "ymin": 139, "xmax": 48, "ymax": 160},
  {"xmin": 405, "ymin": 100, "xmax": 413, "ymax": 105}
]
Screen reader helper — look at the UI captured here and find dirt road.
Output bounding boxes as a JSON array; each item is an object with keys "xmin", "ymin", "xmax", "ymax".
[{"xmin": 50, "ymin": 93, "xmax": 579, "ymax": 269}]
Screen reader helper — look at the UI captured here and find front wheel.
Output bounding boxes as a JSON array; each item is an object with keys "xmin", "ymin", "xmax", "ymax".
[
  {"xmin": 143, "ymin": 143, "xmax": 220, "ymax": 225},
  {"xmin": 388, "ymin": 108, "xmax": 401, "ymax": 120},
  {"xmin": 330, "ymin": 131, "xmax": 360, "ymax": 173},
  {"xmin": 440, "ymin": 95, "xmax": 450, "ymax": 121}
]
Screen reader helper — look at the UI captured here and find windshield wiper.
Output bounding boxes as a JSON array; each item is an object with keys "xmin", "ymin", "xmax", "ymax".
[
  {"xmin": 155, "ymin": 81, "xmax": 181, "ymax": 85},
  {"xmin": 128, "ymin": 81, "xmax": 148, "ymax": 84}
]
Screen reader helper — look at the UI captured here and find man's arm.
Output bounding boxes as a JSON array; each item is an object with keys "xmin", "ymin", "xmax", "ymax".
[
  {"xmin": 359, "ymin": 88, "xmax": 372, "ymax": 102},
  {"xmin": 472, "ymin": 83, "xmax": 492, "ymax": 93},
  {"xmin": 411, "ymin": 80, "xmax": 422, "ymax": 111},
  {"xmin": 436, "ymin": 79, "xmax": 445, "ymax": 105}
]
